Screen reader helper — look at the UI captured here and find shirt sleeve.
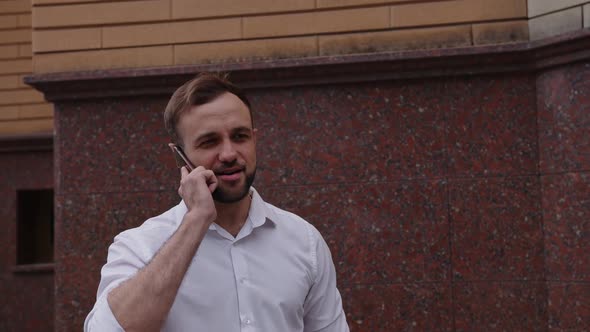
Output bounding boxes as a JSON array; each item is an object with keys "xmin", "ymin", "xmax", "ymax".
[
  {"xmin": 303, "ymin": 226, "xmax": 350, "ymax": 332},
  {"xmin": 84, "ymin": 231, "xmax": 149, "ymax": 332}
]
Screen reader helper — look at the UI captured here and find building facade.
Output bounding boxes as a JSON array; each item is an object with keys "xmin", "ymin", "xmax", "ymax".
[{"xmin": 1, "ymin": 0, "xmax": 589, "ymax": 331}]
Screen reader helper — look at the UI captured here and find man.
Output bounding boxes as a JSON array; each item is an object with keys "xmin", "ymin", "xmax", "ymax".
[{"xmin": 84, "ymin": 73, "xmax": 349, "ymax": 331}]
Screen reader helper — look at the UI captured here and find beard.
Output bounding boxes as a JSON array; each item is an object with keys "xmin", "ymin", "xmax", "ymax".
[{"xmin": 212, "ymin": 167, "xmax": 256, "ymax": 203}]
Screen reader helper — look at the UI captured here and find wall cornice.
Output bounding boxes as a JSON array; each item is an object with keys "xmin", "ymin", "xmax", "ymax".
[
  {"xmin": 25, "ymin": 29, "xmax": 590, "ymax": 102},
  {"xmin": 0, "ymin": 133, "xmax": 53, "ymax": 153}
]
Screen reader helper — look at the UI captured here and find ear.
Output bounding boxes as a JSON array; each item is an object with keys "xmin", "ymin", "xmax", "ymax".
[{"xmin": 252, "ymin": 128, "xmax": 258, "ymax": 145}]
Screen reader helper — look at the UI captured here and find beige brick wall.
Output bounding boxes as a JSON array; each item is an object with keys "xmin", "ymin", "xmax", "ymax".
[
  {"xmin": 31, "ymin": 0, "xmax": 532, "ymax": 73},
  {"xmin": 528, "ymin": 0, "xmax": 590, "ymax": 40},
  {"xmin": 0, "ymin": 0, "xmax": 52, "ymax": 137}
]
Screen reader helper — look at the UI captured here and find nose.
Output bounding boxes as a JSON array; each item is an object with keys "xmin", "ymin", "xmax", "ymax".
[{"xmin": 218, "ymin": 139, "xmax": 237, "ymax": 163}]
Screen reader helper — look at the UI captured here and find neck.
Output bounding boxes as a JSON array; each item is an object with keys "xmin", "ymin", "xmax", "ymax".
[{"xmin": 213, "ymin": 193, "xmax": 252, "ymax": 237}]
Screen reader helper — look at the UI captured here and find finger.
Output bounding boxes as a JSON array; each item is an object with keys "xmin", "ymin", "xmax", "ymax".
[
  {"xmin": 208, "ymin": 180, "xmax": 218, "ymax": 193},
  {"xmin": 202, "ymin": 170, "xmax": 218, "ymax": 193},
  {"xmin": 194, "ymin": 165, "xmax": 206, "ymax": 173},
  {"xmin": 180, "ymin": 166, "xmax": 189, "ymax": 180}
]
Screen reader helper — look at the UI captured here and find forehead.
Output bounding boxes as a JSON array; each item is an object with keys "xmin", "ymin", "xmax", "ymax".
[{"xmin": 177, "ymin": 92, "xmax": 252, "ymax": 138}]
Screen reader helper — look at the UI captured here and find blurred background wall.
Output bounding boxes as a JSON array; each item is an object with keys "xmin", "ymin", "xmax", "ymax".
[{"xmin": 1, "ymin": 0, "xmax": 589, "ymax": 331}]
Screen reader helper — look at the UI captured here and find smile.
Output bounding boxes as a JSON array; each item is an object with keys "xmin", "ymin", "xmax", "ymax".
[{"xmin": 216, "ymin": 167, "xmax": 244, "ymax": 181}]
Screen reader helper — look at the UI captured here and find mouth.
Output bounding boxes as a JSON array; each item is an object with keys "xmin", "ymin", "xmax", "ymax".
[{"xmin": 215, "ymin": 167, "xmax": 244, "ymax": 181}]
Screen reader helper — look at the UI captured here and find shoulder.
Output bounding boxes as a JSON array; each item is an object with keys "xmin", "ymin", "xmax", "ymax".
[
  {"xmin": 262, "ymin": 200, "xmax": 336, "ymax": 281},
  {"xmin": 259, "ymin": 199, "xmax": 326, "ymax": 259},
  {"xmin": 264, "ymin": 200, "xmax": 320, "ymax": 234}
]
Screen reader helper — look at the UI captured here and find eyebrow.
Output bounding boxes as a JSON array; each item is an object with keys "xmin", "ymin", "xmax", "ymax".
[
  {"xmin": 192, "ymin": 126, "xmax": 253, "ymax": 144},
  {"xmin": 232, "ymin": 126, "xmax": 253, "ymax": 134}
]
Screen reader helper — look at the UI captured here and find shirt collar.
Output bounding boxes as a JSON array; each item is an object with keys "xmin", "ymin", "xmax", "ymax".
[
  {"xmin": 176, "ymin": 187, "xmax": 275, "ymax": 231},
  {"xmin": 248, "ymin": 187, "xmax": 276, "ymax": 228}
]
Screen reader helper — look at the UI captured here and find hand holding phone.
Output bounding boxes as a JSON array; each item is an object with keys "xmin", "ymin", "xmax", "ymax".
[
  {"xmin": 170, "ymin": 143, "xmax": 217, "ymax": 222},
  {"xmin": 168, "ymin": 143, "xmax": 196, "ymax": 172}
]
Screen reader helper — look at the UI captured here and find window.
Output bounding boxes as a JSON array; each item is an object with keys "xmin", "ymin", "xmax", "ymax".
[{"xmin": 17, "ymin": 189, "xmax": 54, "ymax": 265}]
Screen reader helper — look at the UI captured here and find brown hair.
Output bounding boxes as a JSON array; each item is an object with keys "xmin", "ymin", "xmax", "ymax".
[{"xmin": 164, "ymin": 72, "xmax": 252, "ymax": 145}]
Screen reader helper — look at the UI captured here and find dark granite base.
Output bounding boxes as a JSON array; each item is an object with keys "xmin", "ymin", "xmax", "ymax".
[
  {"xmin": 454, "ymin": 282, "xmax": 548, "ymax": 332},
  {"xmin": 547, "ymin": 282, "xmax": 590, "ymax": 331},
  {"xmin": 542, "ymin": 173, "xmax": 590, "ymax": 281},
  {"xmin": 449, "ymin": 177, "xmax": 544, "ymax": 281},
  {"xmin": 343, "ymin": 283, "xmax": 453, "ymax": 331},
  {"xmin": 54, "ymin": 190, "xmax": 179, "ymax": 329}
]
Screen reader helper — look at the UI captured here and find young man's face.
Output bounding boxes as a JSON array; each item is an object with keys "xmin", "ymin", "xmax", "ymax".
[{"xmin": 176, "ymin": 92, "xmax": 257, "ymax": 203}]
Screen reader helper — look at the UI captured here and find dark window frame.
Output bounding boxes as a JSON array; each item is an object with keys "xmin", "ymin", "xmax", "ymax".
[{"xmin": 15, "ymin": 188, "xmax": 55, "ymax": 268}]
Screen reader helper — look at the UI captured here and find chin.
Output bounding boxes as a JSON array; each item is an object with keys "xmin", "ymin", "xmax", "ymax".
[
  {"xmin": 213, "ymin": 169, "xmax": 256, "ymax": 203},
  {"xmin": 212, "ymin": 187, "xmax": 250, "ymax": 203},
  {"xmin": 212, "ymin": 179, "xmax": 251, "ymax": 203}
]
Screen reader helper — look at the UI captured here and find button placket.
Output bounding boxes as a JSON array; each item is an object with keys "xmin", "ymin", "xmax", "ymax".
[
  {"xmin": 240, "ymin": 315, "xmax": 256, "ymax": 331},
  {"xmin": 230, "ymin": 244, "xmax": 253, "ymax": 328}
]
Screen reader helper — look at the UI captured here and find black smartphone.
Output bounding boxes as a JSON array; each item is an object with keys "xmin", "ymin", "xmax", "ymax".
[{"xmin": 168, "ymin": 143, "xmax": 195, "ymax": 172}]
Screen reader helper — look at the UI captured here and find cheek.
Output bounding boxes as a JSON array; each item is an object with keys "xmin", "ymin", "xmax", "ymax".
[
  {"xmin": 241, "ymin": 146, "xmax": 257, "ymax": 161},
  {"xmin": 190, "ymin": 151, "xmax": 217, "ymax": 168}
]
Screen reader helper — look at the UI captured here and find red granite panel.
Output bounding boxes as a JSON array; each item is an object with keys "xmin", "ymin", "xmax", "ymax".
[
  {"xmin": 548, "ymin": 282, "xmax": 590, "ymax": 331},
  {"xmin": 454, "ymin": 282, "xmax": 548, "ymax": 332},
  {"xmin": 0, "ymin": 190, "xmax": 16, "ymax": 271},
  {"xmin": 251, "ymin": 79, "xmax": 447, "ymax": 185},
  {"xmin": 55, "ymin": 250, "xmax": 104, "ymax": 330},
  {"xmin": 56, "ymin": 98, "xmax": 177, "ymax": 194},
  {"xmin": 55, "ymin": 74, "xmax": 538, "ymax": 193},
  {"xmin": 0, "ymin": 274, "xmax": 54, "ymax": 332},
  {"xmin": 259, "ymin": 180, "xmax": 449, "ymax": 286},
  {"xmin": 445, "ymin": 75, "xmax": 538, "ymax": 177},
  {"xmin": 0, "ymin": 150, "xmax": 54, "ymax": 332},
  {"xmin": 0, "ymin": 151, "xmax": 54, "ymax": 190},
  {"xmin": 542, "ymin": 172, "xmax": 590, "ymax": 281},
  {"xmin": 538, "ymin": 62, "xmax": 590, "ymax": 173},
  {"xmin": 54, "ymin": 190, "xmax": 179, "ymax": 330},
  {"xmin": 342, "ymin": 283, "xmax": 453, "ymax": 332},
  {"xmin": 0, "ymin": 152, "xmax": 53, "ymax": 270},
  {"xmin": 449, "ymin": 176, "xmax": 544, "ymax": 281}
]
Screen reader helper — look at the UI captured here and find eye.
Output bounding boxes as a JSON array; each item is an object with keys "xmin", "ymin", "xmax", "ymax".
[
  {"xmin": 233, "ymin": 132, "xmax": 250, "ymax": 141},
  {"xmin": 198, "ymin": 138, "xmax": 217, "ymax": 148}
]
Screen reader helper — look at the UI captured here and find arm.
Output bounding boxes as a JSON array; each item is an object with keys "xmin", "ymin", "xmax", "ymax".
[
  {"xmin": 303, "ymin": 227, "xmax": 350, "ymax": 332},
  {"xmin": 88, "ymin": 166, "xmax": 218, "ymax": 332}
]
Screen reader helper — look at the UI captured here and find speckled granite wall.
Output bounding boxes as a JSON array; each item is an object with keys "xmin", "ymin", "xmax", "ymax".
[
  {"xmin": 53, "ymin": 98, "xmax": 181, "ymax": 329},
  {"xmin": 27, "ymin": 31, "xmax": 590, "ymax": 331},
  {"xmin": 537, "ymin": 61, "xmax": 590, "ymax": 331},
  {"xmin": 0, "ymin": 150, "xmax": 54, "ymax": 332},
  {"xmin": 253, "ymin": 76, "xmax": 546, "ymax": 331}
]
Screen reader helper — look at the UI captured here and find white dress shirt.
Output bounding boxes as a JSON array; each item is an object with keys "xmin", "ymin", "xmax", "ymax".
[{"xmin": 84, "ymin": 188, "xmax": 349, "ymax": 332}]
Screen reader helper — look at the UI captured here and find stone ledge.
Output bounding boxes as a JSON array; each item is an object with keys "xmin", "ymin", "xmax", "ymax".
[
  {"xmin": 12, "ymin": 263, "xmax": 55, "ymax": 274},
  {"xmin": 24, "ymin": 29, "xmax": 590, "ymax": 102},
  {"xmin": 0, "ymin": 132, "xmax": 53, "ymax": 152}
]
